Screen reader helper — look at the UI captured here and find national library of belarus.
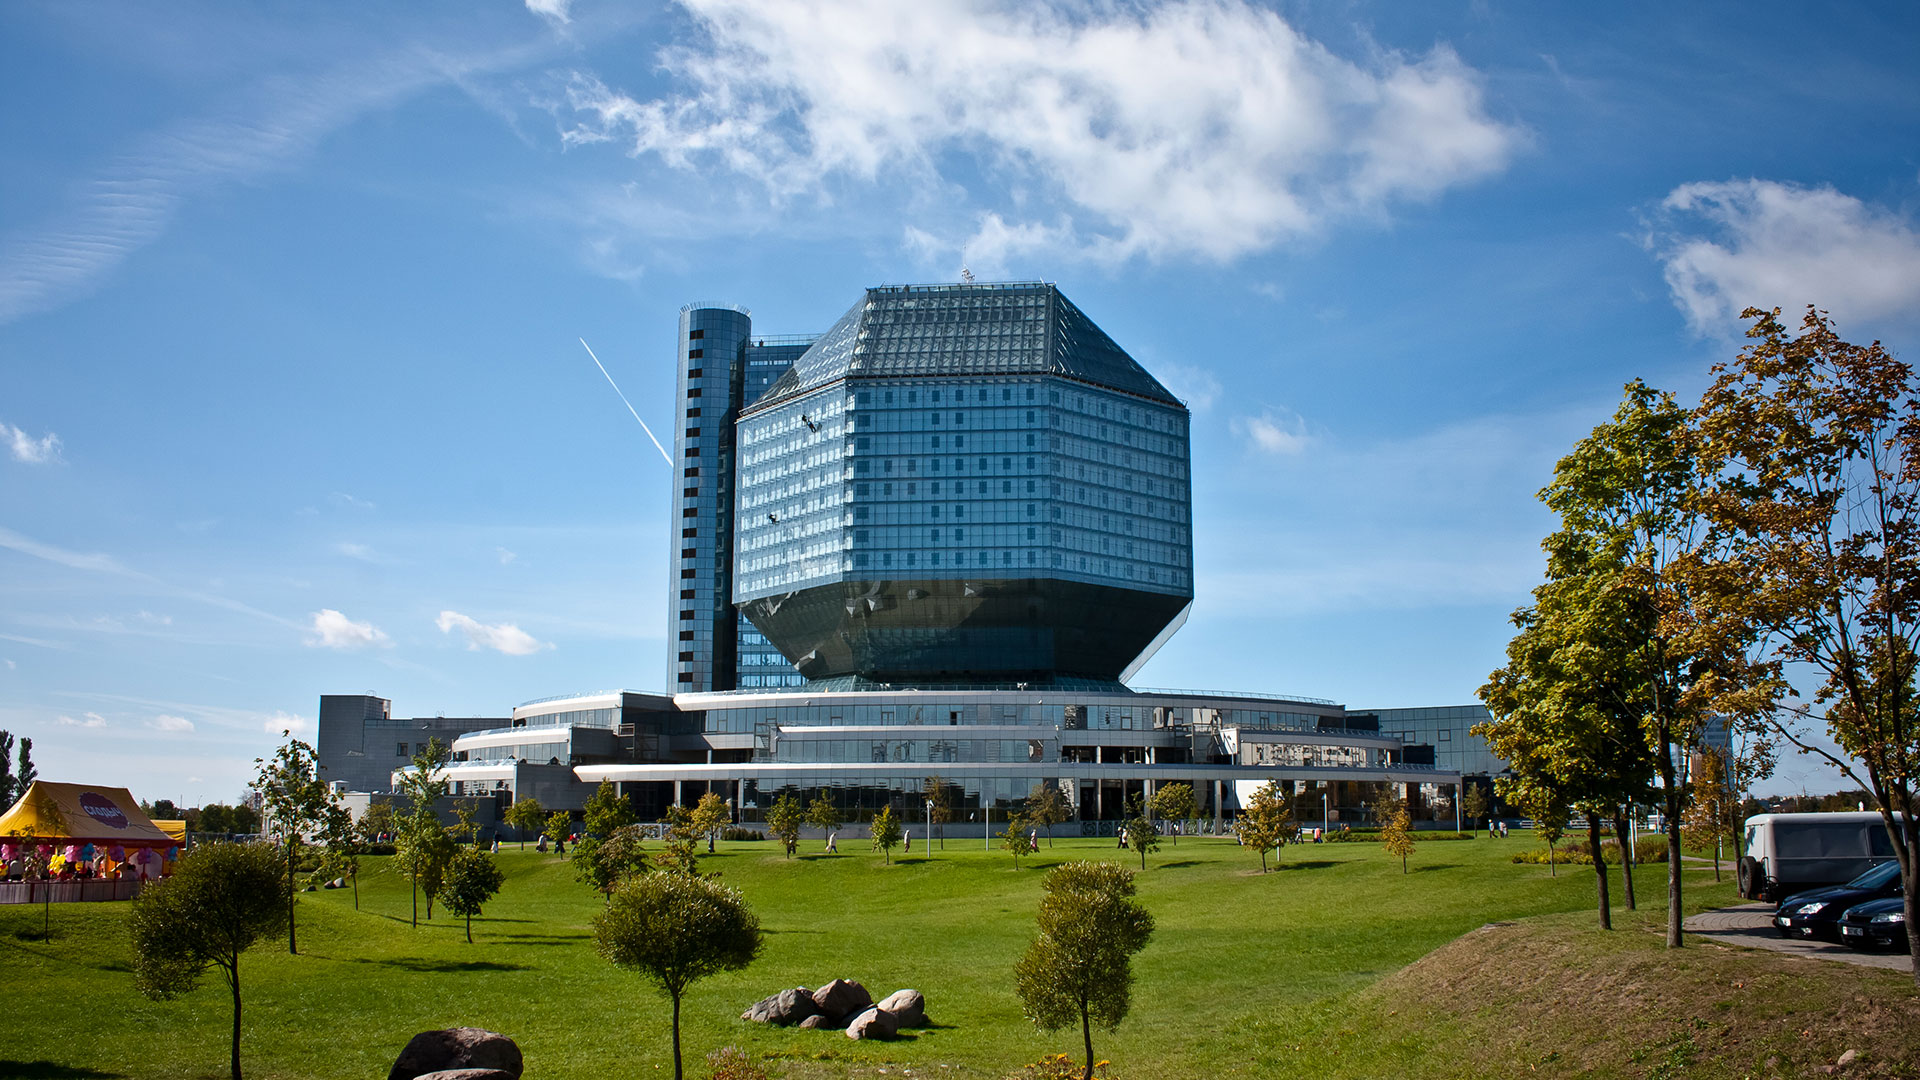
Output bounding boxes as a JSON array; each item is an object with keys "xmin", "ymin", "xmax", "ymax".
[{"xmin": 317, "ymin": 282, "xmax": 1497, "ymax": 833}]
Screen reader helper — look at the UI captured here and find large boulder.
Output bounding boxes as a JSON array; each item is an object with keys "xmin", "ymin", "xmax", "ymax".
[
  {"xmin": 413, "ymin": 1072, "xmax": 519, "ymax": 1080},
  {"xmin": 845, "ymin": 1006, "xmax": 898, "ymax": 1041},
  {"xmin": 811, "ymin": 978, "xmax": 872, "ymax": 1021},
  {"xmin": 389, "ymin": 1029, "xmax": 523, "ymax": 1080},
  {"xmin": 741, "ymin": 987, "xmax": 820, "ymax": 1026},
  {"xmin": 877, "ymin": 989, "xmax": 926, "ymax": 1028}
]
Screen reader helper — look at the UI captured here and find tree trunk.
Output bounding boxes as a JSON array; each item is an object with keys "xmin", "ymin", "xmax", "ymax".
[
  {"xmin": 411, "ymin": 878, "xmax": 418, "ymax": 928},
  {"xmin": 351, "ymin": 870, "xmax": 360, "ymax": 911},
  {"xmin": 287, "ymin": 839, "xmax": 298, "ymax": 955},
  {"xmin": 671, "ymin": 992, "xmax": 684, "ymax": 1080},
  {"xmin": 229, "ymin": 961, "xmax": 243, "ymax": 1080},
  {"xmin": 1614, "ymin": 811, "xmax": 1637, "ymax": 910},
  {"xmin": 1590, "ymin": 817, "xmax": 1612, "ymax": 931},
  {"xmin": 466, "ymin": 912, "xmax": 473, "ymax": 944},
  {"xmin": 1665, "ymin": 803, "xmax": 1685, "ymax": 949},
  {"xmin": 1080, "ymin": 998, "xmax": 1095, "ymax": 1080}
]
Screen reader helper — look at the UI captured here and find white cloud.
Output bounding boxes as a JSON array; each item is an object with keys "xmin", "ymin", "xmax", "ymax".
[
  {"xmin": 306, "ymin": 608, "xmax": 390, "ymax": 649},
  {"xmin": 1155, "ymin": 362, "xmax": 1222, "ymax": 412},
  {"xmin": 262, "ymin": 710, "xmax": 312, "ymax": 735},
  {"xmin": 1234, "ymin": 409, "xmax": 1312, "ymax": 455},
  {"xmin": 1650, "ymin": 179, "xmax": 1920, "ymax": 333},
  {"xmin": 329, "ymin": 492, "xmax": 376, "ymax": 511},
  {"xmin": 149, "ymin": 714, "xmax": 195, "ymax": 733},
  {"xmin": 58, "ymin": 712, "xmax": 108, "ymax": 729},
  {"xmin": 335, "ymin": 542, "xmax": 378, "ymax": 562},
  {"xmin": 561, "ymin": 0, "xmax": 1517, "ymax": 264},
  {"xmin": 2, "ymin": 422, "xmax": 62, "ymax": 464},
  {"xmin": 3, "ymin": 659, "xmax": 14, "ymax": 670},
  {"xmin": 496, "ymin": 547, "xmax": 518, "ymax": 565},
  {"xmin": 436, "ymin": 610, "xmax": 553, "ymax": 656},
  {"xmin": 526, "ymin": 0, "xmax": 573, "ymax": 25},
  {"xmin": 134, "ymin": 610, "xmax": 172, "ymax": 626}
]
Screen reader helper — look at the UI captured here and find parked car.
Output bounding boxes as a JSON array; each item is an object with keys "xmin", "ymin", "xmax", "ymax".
[
  {"xmin": 1771, "ymin": 860, "xmax": 1902, "ymax": 941},
  {"xmin": 1739, "ymin": 811, "xmax": 1905, "ymax": 902},
  {"xmin": 1837, "ymin": 896, "xmax": 1910, "ymax": 951}
]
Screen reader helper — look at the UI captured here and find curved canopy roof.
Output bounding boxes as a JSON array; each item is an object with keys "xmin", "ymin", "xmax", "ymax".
[
  {"xmin": 0, "ymin": 781, "xmax": 176, "ymax": 846},
  {"xmin": 746, "ymin": 282, "xmax": 1181, "ymax": 412}
]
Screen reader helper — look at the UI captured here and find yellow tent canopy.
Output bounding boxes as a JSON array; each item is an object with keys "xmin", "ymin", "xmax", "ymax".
[
  {"xmin": 0, "ymin": 781, "xmax": 177, "ymax": 847},
  {"xmin": 152, "ymin": 819, "xmax": 188, "ymax": 844}
]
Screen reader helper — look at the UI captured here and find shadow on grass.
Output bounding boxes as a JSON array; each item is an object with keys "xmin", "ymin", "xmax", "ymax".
[
  {"xmin": 1410, "ymin": 864, "xmax": 1462, "ymax": 873},
  {"xmin": 1157, "ymin": 860, "xmax": 1204, "ymax": 869},
  {"xmin": 1274, "ymin": 860, "xmax": 1341, "ymax": 871},
  {"xmin": 494, "ymin": 933, "xmax": 591, "ymax": 946},
  {"xmin": 349, "ymin": 957, "xmax": 534, "ymax": 974},
  {"xmin": 0, "ymin": 1062, "xmax": 125, "ymax": 1079}
]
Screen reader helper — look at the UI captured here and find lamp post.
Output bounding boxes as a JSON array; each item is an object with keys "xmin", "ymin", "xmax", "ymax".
[
  {"xmin": 984, "ymin": 802, "xmax": 991, "ymax": 850},
  {"xmin": 1322, "ymin": 791, "xmax": 1329, "ymax": 836},
  {"xmin": 926, "ymin": 799, "xmax": 934, "ymax": 860}
]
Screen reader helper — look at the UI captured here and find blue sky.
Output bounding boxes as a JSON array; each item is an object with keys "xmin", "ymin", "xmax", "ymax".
[{"xmin": 3, "ymin": 1, "xmax": 1917, "ymax": 806}]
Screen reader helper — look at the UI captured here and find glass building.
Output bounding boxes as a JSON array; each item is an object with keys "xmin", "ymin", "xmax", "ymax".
[{"xmin": 351, "ymin": 280, "xmax": 1512, "ymax": 830}]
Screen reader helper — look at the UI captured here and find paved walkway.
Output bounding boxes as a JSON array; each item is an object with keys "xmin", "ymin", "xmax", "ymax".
[{"xmin": 1685, "ymin": 902, "xmax": 1912, "ymax": 972}]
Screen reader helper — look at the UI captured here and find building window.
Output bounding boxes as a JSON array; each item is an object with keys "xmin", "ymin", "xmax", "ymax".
[{"xmin": 397, "ymin": 742, "xmax": 408, "ymax": 758}]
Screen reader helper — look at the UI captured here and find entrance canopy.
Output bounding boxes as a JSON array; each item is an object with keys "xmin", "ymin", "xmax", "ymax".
[{"xmin": 0, "ymin": 781, "xmax": 176, "ymax": 847}]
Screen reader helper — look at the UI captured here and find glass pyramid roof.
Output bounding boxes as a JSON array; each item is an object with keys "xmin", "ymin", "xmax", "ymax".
[{"xmin": 746, "ymin": 282, "xmax": 1180, "ymax": 411}]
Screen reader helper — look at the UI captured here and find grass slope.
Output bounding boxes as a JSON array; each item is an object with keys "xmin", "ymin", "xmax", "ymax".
[{"xmin": 0, "ymin": 834, "xmax": 1896, "ymax": 1079}]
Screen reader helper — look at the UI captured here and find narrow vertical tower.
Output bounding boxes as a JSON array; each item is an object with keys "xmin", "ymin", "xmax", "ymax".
[{"xmin": 670, "ymin": 304, "xmax": 752, "ymax": 692}]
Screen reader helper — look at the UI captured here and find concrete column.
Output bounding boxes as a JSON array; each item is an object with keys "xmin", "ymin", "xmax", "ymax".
[
  {"xmin": 673, "ymin": 779, "xmax": 683, "ymax": 808},
  {"xmin": 1213, "ymin": 779, "xmax": 1223, "ymax": 833}
]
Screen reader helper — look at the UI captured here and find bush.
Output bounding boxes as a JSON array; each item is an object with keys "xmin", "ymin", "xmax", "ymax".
[
  {"xmin": 1020, "ymin": 1053, "xmax": 1114, "ymax": 1080},
  {"xmin": 720, "ymin": 827, "xmax": 765, "ymax": 842},
  {"xmin": 1509, "ymin": 835, "xmax": 1671, "ymax": 866}
]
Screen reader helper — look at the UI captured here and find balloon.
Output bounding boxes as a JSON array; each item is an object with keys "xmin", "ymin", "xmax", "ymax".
[
  {"xmin": 165, "ymin": 845, "xmax": 179, "ymax": 860},
  {"xmin": 81, "ymin": 843, "xmax": 96, "ymax": 861},
  {"xmin": 110, "ymin": 845, "xmax": 127, "ymax": 861},
  {"xmin": 37, "ymin": 843, "xmax": 53, "ymax": 857},
  {"xmin": 1, "ymin": 843, "xmax": 15, "ymax": 861},
  {"xmin": 64, "ymin": 845, "xmax": 80, "ymax": 862}
]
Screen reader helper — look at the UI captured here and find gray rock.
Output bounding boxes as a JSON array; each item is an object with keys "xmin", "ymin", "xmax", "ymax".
[
  {"xmin": 811, "ymin": 978, "xmax": 872, "ymax": 1021},
  {"xmin": 845, "ymin": 1005, "xmax": 898, "ymax": 1041},
  {"xmin": 388, "ymin": 1028, "xmax": 523, "ymax": 1080},
  {"xmin": 413, "ymin": 1072, "xmax": 519, "ymax": 1080},
  {"xmin": 877, "ymin": 988, "xmax": 926, "ymax": 1028},
  {"xmin": 797, "ymin": 1014, "xmax": 833, "ymax": 1030},
  {"xmin": 741, "ymin": 987, "xmax": 820, "ymax": 1026}
]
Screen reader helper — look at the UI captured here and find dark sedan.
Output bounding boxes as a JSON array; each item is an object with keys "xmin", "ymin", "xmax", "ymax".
[
  {"xmin": 1838, "ymin": 896, "xmax": 1910, "ymax": 951},
  {"xmin": 1772, "ymin": 861, "xmax": 1902, "ymax": 941}
]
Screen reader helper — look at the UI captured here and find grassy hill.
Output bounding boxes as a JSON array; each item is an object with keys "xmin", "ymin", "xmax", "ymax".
[{"xmin": 0, "ymin": 832, "xmax": 1908, "ymax": 1078}]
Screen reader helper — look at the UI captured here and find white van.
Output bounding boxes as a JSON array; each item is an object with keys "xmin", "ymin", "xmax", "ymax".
[{"xmin": 1738, "ymin": 811, "xmax": 1903, "ymax": 902}]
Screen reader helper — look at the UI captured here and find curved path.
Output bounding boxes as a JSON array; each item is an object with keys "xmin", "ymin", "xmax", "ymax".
[{"xmin": 1684, "ymin": 902, "xmax": 1912, "ymax": 972}]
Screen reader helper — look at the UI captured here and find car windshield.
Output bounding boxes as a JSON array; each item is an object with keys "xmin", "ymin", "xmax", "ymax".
[{"xmin": 1844, "ymin": 861, "xmax": 1901, "ymax": 890}]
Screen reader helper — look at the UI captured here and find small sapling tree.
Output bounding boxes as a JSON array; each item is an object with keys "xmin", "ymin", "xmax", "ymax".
[
  {"xmin": 1149, "ymin": 783, "xmax": 1196, "ymax": 845},
  {"xmin": 129, "ymin": 842, "xmax": 288, "ymax": 1080},
  {"xmin": 766, "ymin": 791, "xmax": 804, "ymax": 857},
  {"xmin": 870, "ymin": 805, "xmax": 903, "ymax": 864},
  {"xmin": 594, "ymin": 873, "xmax": 762, "ymax": 1080},
  {"xmin": 806, "ymin": 794, "xmax": 841, "ymax": 851},
  {"xmin": 1234, "ymin": 780, "xmax": 1293, "ymax": 872},
  {"xmin": 438, "ymin": 846, "xmax": 506, "ymax": 943},
  {"xmin": 1014, "ymin": 861, "xmax": 1155, "ymax": 1080},
  {"xmin": 1122, "ymin": 794, "xmax": 1159, "ymax": 871},
  {"xmin": 503, "ymin": 796, "xmax": 545, "ymax": 850}
]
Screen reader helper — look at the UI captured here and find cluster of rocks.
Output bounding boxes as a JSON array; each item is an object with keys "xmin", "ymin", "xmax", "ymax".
[
  {"xmin": 741, "ymin": 978, "xmax": 927, "ymax": 1040},
  {"xmin": 388, "ymin": 1027, "xmax": 523, "ymax": 1080}
]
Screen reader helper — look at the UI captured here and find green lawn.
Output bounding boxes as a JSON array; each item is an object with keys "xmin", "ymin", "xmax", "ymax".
[{"xmin": 0, "ymin": 833, "xmax": 1741, "ymax": 1079}]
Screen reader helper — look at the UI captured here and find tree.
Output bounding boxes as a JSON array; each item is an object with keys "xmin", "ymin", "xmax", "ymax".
[
  {"xmin": 545, "ymin": 810, "xmax": 573, "ymax": 847},
  {"xmin": 658, "ymin": 805, "xmax": 703, "ymax": 877},
  {"xmin": 253, "ymin": 733, "xmax": 348, "ymax": 954},
  {"xmin": 1234, "ymin": 780, "xmax": 1294, "ymax": 872},
  {"xmin": 503, "ymin": 796, "xmax": 545, "ymax": 850},
  {"xmin": 15, "ymin": 736, "xmax": 35, "ymax": 799},
  {"xmin": 923, "ymin": 776, "xmax": 952, "ymax": 850},
  {"xmin": 1027, "ymin": 782, "xmax": 1072, "ymax": 848},
  {"xmin": 129, "ymin": 842, "xmax": 288, "ymax": 1080},
  {"xmin": 1002, "ymin": 811, "xmax": 1034, "ymax": 868},
  {"xmin": 357, "ymin": 801, "xmax": 396, "ymax": 846},
  {"xmin": 393, "ymin": 738, "xmax": 453, "ymax": 927},
  {"xmin": 1149, "ymin": 783, "xmax": 1196, "ymax": 844},
  {"xmin": 870, "ymin": 805, "xmax": 902, "ymax": 864},
  {"xmin": 1122, "ymin": 794, "xmax": 1159, "ymax": 870},
  {"xmin": 1692, "ymin": 306, "xmax": 1920, "ymax": 984},
  {"xmin": 148, "ymin": 798, "xmax": 180, "ymax": 820},
  {"xmin": 806, "ymin": 794, "xmax": 841, "ymax": 850},
  {"xmin": 583, "ymin": 780, "xmax": 636, "ymax": 838},
  {"xmin": 691, "ymin": 791, "xmax": 730, "ymax": 855},
  {"xmin": 314, "ymin": 804, "xmax": 362, "ymax": 909},
  {"xmin": 593, "ymin": 873, "xmax": 762, "ymax": 1080},
  {"xmin": 438, "ymin": 847, "xmax": 506, "ymax": 943},
  {"xmin": 576, "ymin": 823, "xmax": 651, "ymax": 895},
  {"xmin": 1462, "ymin": 784, "xmax": 1490, "ymax": 833},
  {"xmin": 766, "ymin": 791, "xmax": 804, "ymax": 857},
  {"xmin": 1682, "ymin": 746, "xmax": 1738, "ymax": 882},
  {"xmin": 0, "ymin": 730, "xmax": 14, "ymax": 806},
  {"xmin": 1374, "ymin": 792, "xmax": 1415, "ymax": 873},
  {"xmin": 1517, "ymin": 785, "xmax": 1570, "ymax": 877},
  {"xmin": 1014, "ymin": 862, "xmax": 1155, "ymax": 1080}
]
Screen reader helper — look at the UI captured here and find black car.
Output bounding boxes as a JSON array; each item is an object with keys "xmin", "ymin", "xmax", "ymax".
[
  {"xmin": 1772, "ymin": 860, "xmax": 1902, "ymax": 941},
  {"xmin": 1837, "ymin": 896, "xmax": 1910, "ymax": 951}
]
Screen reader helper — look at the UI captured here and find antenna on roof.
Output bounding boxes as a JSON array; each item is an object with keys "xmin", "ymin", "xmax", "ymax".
[{"xmin": 960, "ymin": 267, "xmax": 975, "ymax": 283}]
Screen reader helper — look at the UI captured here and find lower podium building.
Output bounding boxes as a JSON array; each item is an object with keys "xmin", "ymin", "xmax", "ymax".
[{"xmin": 345, "ymin": 282, "xmax": 1487, "ymax": 832}]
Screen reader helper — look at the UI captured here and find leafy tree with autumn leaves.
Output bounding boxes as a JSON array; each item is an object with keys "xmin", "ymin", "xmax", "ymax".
[
  {"xmin": 1234, "ymin": 780, "xmax": 1293, "ymax": 872},
  {"xmin": 1690, "ymin": 306, "xmax": 1920, "ymax": 984}
]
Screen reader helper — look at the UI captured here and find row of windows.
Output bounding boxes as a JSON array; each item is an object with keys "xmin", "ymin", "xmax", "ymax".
[{"xmin": 687, "ymin": 701, "xmax": 1342, "ymax": 735}]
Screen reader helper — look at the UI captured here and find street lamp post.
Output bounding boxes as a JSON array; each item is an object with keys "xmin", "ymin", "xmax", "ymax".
[
  {"xmin": 926, "ymin": 799, "xmax": 934, "ymax": 859},
  {"xmin": 984, "ymin": 803, "xmax": 991, "ymax": 850},
  {"xmin": 1322, "ymin": 791, "xmax": 1329, "ymax": 836}
]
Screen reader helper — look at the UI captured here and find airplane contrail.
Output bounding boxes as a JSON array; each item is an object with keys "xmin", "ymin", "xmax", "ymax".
[{"xmin": 579, "ymin": 338, "xmax": 673, "ymax": 466}]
